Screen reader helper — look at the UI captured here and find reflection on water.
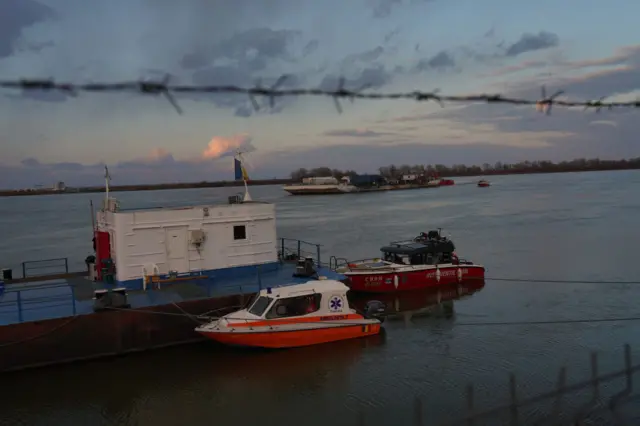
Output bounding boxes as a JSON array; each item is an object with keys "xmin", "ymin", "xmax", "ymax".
[
  {"xmin": 350, "ymin": 280, "xmax": 486, "ymax": 324},
  {"xmin": 0, "ymin": 335, "xmax": 387, "ymax": 426}
]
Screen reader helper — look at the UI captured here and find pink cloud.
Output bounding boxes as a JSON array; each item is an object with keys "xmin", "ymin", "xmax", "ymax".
[
  {"xmin": 147, "ymin": 148, "xmax": 172, "ymax": 161},
  {"xmin": 202, "ymin": 134, "xmax": 253, "ymax": 160}
]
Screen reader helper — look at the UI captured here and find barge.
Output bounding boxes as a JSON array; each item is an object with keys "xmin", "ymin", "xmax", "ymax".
[
  {"xmin": 0, "ymin": 159, "xmax": 343, "ymax": 373},
  {"xmin": 283, "ymin": 173, "xmax": 454, "ymax": 196}
]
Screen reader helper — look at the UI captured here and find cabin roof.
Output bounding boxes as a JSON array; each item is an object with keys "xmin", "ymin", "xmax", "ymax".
[{"xmin": 258, "ymin": 279, "xmax": 348, "ymax": 298}]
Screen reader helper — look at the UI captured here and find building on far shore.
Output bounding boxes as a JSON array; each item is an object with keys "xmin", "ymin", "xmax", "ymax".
[{"xmin": 53, "ymin": 181, "xmax": 66, "ymax": 192}]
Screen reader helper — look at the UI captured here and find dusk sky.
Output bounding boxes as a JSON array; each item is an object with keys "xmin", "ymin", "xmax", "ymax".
[{"xmin": 1, "ymin": 0, "xmax": 640, "ymax": 188}]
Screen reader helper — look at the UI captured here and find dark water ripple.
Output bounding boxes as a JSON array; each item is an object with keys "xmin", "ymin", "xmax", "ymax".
[{"xmin": 1, "ymin": 171, "xmax": 640, "ymax": 425}]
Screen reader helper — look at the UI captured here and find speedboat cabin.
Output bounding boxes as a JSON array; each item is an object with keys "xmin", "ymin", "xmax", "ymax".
[{"xmin": 242, "ymin": 280, "xmax": 351, "ymax": 320}]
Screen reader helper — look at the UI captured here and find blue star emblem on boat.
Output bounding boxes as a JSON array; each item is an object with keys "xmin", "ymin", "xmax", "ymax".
[{"xmin": 330, "ymin": 296, "xmax": 342, "ymax": 311}]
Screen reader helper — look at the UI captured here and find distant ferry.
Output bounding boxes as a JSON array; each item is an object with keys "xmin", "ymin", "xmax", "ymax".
[
  {"xmin": 283, "ymin": 176, "xmax": 356, "ymax": 195},
  {"xmin": 283, "ymin": 174, "xmax": 454, "ymax": 196}
]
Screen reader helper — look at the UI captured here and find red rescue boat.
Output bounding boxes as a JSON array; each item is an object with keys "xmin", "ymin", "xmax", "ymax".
[
  {"xmin": 477, "ymin": 179, "xmax": 490, "ymax": 187},
  {"xmin": 335, "ymin": 230, "xmax": 485, "ymax": 293}
]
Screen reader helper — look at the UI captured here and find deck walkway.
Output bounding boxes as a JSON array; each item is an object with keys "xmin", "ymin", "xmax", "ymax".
[{"xmin": 0, "ymin": 263, "xmax": 344, "ymax": 326}]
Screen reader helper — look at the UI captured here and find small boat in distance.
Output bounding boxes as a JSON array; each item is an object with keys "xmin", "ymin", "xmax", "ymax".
[
  {"xmin": 195, "ymin": 280, "xmax": 383, "ymax": 348},
  {"xmin": 478, "ymin": 179, "xmax": 490, "ymax": 187},
  {"xmin": 333, "ymin": 230, "xmax": 485, "ymax": 293}
]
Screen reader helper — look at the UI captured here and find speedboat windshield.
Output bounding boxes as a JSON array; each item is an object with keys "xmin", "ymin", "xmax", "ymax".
[{"xmin": 247, "ymin": 296, "xmax": 274, "ymax": 316}]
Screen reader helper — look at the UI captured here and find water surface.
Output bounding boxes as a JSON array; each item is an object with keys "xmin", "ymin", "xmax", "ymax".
[{"xmin": 1, "ymin": 171, "xmax": 640, "ymax": 425}]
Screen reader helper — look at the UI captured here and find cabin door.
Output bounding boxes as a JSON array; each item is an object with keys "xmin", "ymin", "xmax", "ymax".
[{"xmin": 165, "ymin": 227, "xmax": 189, "ymax": 273}]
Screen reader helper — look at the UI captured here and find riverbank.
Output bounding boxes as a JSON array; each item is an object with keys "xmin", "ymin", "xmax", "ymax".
[
  {"xmin": 3, "ymin": 163, "xmax": 639, "ymax": 197},
  {"xmin": 0, "ymin": 178, "xmax": 295, "ymax": 197}
]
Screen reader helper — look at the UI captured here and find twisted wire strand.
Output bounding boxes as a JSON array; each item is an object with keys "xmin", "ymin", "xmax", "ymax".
[{"xmin": 0, "ymin": 76, "xmax": 634, "ymax": 114}]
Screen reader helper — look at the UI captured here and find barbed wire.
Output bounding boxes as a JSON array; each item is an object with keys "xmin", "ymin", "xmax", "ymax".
[{"xmin": 0, "ymin": 76, "xmax": 636, "ymax": 115}]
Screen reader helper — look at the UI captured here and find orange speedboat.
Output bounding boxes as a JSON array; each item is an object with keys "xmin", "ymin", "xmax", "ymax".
[{"xmin": 195, "ymin": 280, "xmax": 383, "ymax": 349}]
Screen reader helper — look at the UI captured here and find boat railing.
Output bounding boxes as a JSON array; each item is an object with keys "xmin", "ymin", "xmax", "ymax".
[
  {"xmin": 278, "ymin": 237, "xmax": 323, "ymax": 267},
  {"xmin": 21, "ymin": 257, "xmax": 69, "ymax": 279},
  {"xmin": 0, "ymin": 282, "xmax": 78, "ymax": 324},
  {"xmin": 0, "ymin": 259, "xmax": 326, "ymax": 325},
  {"xmin": 330, "ymin": 256, "xmax": 393, "ymax": 272}
]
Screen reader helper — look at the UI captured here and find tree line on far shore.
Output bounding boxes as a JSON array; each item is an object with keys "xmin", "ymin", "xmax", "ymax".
[{"xmin": 289, "ymin": 157, "xmax": 640, "ymax": 181}]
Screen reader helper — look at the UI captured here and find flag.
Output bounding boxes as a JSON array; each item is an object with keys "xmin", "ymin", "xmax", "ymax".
[
  {"xmin": 241, "ymin": 163, "xmax": 249, "ymax": 182},
  {"xmin": 104, "ymin": 165, "xmax": 111, "ymax": 181},
  {"xmin": 233, "ymin": 158, "xmax": 243, "ymax": 181}
]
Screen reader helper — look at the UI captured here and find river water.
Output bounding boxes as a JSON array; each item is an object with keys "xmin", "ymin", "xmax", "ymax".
[{"xmin": 1, "ymin": 171, "xmax": 640, "ymax": 425}]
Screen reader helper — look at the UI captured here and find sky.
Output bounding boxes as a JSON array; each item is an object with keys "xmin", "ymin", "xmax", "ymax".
[{"xmin": 1, "ymin": 0, "xmax": 640, "ymax": 188}]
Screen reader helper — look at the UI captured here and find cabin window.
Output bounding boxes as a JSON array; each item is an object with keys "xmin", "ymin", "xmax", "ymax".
[
  {"xmin": 248, "ymin": 296, "xmax": 273, "ymax": 316},
  {"xmin": 233, "ymin": 225, "xmax": 247, "ymax": 240},
  {"xmin": 265, "ymin": 294, "xmax": 322, "ymax": 319}
]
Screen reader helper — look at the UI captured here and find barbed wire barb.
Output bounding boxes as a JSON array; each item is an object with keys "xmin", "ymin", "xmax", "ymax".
[
  {"xmin": 268, "ymin": 74, "xmax": 288, "ymax": 109},
  {"xmin": 584, "ymin": 96, "xmax": 609, "ymax": 113},
  {"xmin": 333, "ymin": 77, "xmax": 347, "ymax": 114},
  {"xmin": 137, "ymin": 74, "xmax": 182, "ymax": 114},
  {"xmin": 535, "ymin": 85, "xmax": 564, "ymax": 115},
  {"xmin": 3, "ymin": 77, "xmax": 640, "ymax": 116},
  {"xmin": 249, "ymin": 78, "xmax": 263, "ymax": 111}
]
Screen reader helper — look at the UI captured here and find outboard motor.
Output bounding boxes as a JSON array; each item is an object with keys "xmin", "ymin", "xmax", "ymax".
[
  {"xmin": 363, "ymin": 300, "xmax": 387, "ymax": 323},
  {"xmin": 293, "ymin": 257, "xmax": 316, "ymax": 278}
]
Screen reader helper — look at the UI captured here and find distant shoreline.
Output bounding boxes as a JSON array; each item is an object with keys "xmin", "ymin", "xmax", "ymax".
[
  {"xmin": 0, "ymin": 178, "xmax": 294, "ymax": 197},
  {"xmin": 2, "ymin": 165, "xmax": 639, "ymax": 197}
]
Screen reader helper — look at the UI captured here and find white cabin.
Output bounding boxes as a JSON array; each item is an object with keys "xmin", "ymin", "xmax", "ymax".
[
  {"xmin": 202, "ymin": 280, "xmax": 353, "ymax": 326},
  {"xmin": 301, "ymin": 176, "xmax": 338, "ymax": 185},
  {"xmin": 94, "ymin": 197, "xmax": 278, "ymax": 286}
]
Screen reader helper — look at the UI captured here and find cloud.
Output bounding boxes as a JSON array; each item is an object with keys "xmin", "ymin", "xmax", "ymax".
[
  {"xmin": 322, "ymin": 129, "xmax": 395, "ymax": 138},
  {"xmin": 318, "ymin": 66, "xmax": 393, "ymax": 91},
  {"xmin": 504, "ymin": 31, "xmax": 559, "ymax": 57},
  {"xmin": 180, "ymin": 28, "xmax": 301, "ymax": 71},
  {"xmin": 589, "ymin": 120, "xmax": 618, "ymax": 128},
  {"xmin": 202, "ymin": 134, "xmax": 255, "ymax": 159},
  {"xmin": 366, "ymin": 0, "xmax": 403, "ymax": 18},
  {"xmin": 366, "ymin": 0, "xmax": 433, "ymax": 19},
  {"xmin": 0, "ymin": 0, "xmax": 54, "ymax": 59},
  {"xmin": 483, "ymin": 60, "xmax": 550, "ymax": 78},
  {"xmin": 415, "ymin": 50, "xmax": 456, "ymax": 72},
  {"xmin": 343, "ymin": 46, "xmax": 385, "ymax": 64},
  {"xmin": 302, "ymin": 40, "xmax": 319, "ymax": 57}
]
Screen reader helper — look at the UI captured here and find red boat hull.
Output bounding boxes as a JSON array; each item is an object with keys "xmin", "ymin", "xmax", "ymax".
[
  {"xmin": 198, "ymin": 323, "xmax": 381, "ymax": 348},
  {"xmin": 343, "ymin": 265, "xmax": 485, "ymax": 293}
]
